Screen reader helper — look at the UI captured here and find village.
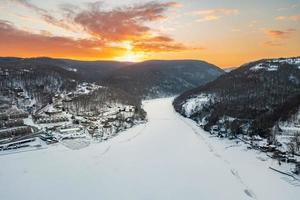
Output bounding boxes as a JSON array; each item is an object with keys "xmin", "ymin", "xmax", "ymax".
[
  {"xmin": 0, "ymin": 82, "xmax": 144, "ymax": 153},
  {"xmin": 182, "ymin": 93, "xmax": 300, "ymax": 176},
  {"xmin": 202, "ymin": 117, "xmax": 300, "ymax": 177}
]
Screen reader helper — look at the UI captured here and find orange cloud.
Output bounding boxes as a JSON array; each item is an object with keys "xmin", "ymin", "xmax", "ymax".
[
  {"xmin": 0, "ymin": 1, "xmax": 188, "ymax": 60},
  {"xmin": 133, "ymin": 41, "xmax": 186, "ymax": 52},
  {"xmin": 73, "ymin": 2, "xmax": 178, "ymax": 41},
  {"xmin": 265, "ymin": 29, "xmax": 296, "ymax": 39},
  {"xmin": 276, "ymin": 15, "xmax": 300, "ymax": 22},
  {"xmin": 9, "ymin": 0, "xmax": 185, "ymax": 50},
  {"xmin": 0, "ymin": 20, "xmax": 126, "ymax": 59},
  {"xmin": 167, "ymin": 2, "xmax": 183, "ymax": 8},
  {"xmin": 264, "ymin": 29, "xmax": 296, "ymax": 47},
  {"xmin": 194, "ymin": 8, "xmax": 239, "ymax": 22},
  {"xmin": 263, "ymin": 41, "xmax": 284, "ymax": 47}
]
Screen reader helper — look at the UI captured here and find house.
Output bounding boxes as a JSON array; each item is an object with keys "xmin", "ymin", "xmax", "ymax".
[
  {"xmin": 0, "ymin": 104, "xmax": 10, "ymax": 111},
  {"xmin": 13, "ymin": 87, "xmax": 24, "ymax": 93},
  {"xmin": 44, "ymin": 106, "xmax": 62, "ymax": 116},
  {"xmin": 59, "ymin": 127, "xmax": 81, "ymax": 134},
  {"xmin": 0, "ymin": 119, "xmax": 24, "ymax": 128},
  {"xmin": 0, "ymin": 126, "xmax": 32, "ymax": 140},
  {"xmin": 36, "ymin": 117, "xmax": 68, "ymax": 124},
  {"xmin": 0, "ymin": 138, "xmax": 36, "ymax": 150},
  {"xmin": 9, "ymin": 112, "xmax": 28, "ymax": 119},
  {"xmin": 17, "ymin": 92, "xmax": 26, "ymax": 98},
  {"xmin": 0, "ymin": 113, "xmax": 9, "ymax": 121}
]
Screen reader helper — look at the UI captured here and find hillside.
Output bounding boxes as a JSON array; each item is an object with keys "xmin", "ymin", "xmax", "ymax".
[
  {"xmin": 0, "ymin": 58, "xmax": 224, "ymax": 99},
  {"xmin": 174, "ymin": 57, "xmax": 300, "ymax": 139},
  {"xmin": 0, "ymin": 57, "xmax": 222, "ymax": 146},
  {"xmin": 0, "ymin": 60, "xmax": 79, "ymax": 106},
  {"xmin": 0, "ymin": 57, "xmax": 129, "ymax": 82},
  {"xmin": 0, "ymin": 59, "xmax": 145, "ymax": 144},
  {"xmin": 106, "ymin": 60, "xmax": 224, "ymax": 99}
]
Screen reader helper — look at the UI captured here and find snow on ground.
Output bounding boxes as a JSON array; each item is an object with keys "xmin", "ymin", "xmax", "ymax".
[
  {"xmin": 275, "ymin": 57, "xmax": 300, "ymax": 65},
  {"xmin": 250, "ymin": 57, "xmax": 300, "ymax": 72},
  {"xmin": 250, "ymin": 63, "xmax": 279, "ymax": 71},
  {"xmin": 0, "ymin": 98, "xmax": 299, "ymax": 200},
  {"xmin": 182, "ymin": 93, "xmax": 212, "ymax": 117}
]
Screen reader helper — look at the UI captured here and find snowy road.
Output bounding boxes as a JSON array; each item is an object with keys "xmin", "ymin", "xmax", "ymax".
[{"xmin": 0, "ymin": 98, "xmax": 299, "ymax": 200}]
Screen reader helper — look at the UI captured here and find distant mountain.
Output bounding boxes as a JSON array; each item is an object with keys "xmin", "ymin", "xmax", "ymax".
[
  {"xmin": 0, "ymin": 57, "xmax": 22, "ymax": 62},
  {"xmin": 174, "ymin": 57, "xmax": 300, "ymax": 137},
  {"xmin": 0, "ymin": 57, "xmax": 130, "ymax": 82},
  {"xmin": 106, "ymin": 60, "xmax": 224, "ymax": 99},
  {"xmin": 0, "ymin": 59, "xmax": 141, "ymax": 109},
  {"xmin": 0, "ymin": 57, "xmax": 224, "ymax": 99},
  {"xmin": 60, "ymin": 59, "xmax": 130, "ymax": 82},
  {"xmin": 0, "ymin": 57, "xmax": 224, "ymax": 106}
]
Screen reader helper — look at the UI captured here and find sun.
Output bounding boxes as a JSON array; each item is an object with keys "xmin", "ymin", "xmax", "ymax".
[
  {"xmin": 112, "ymin": 41, "xmax": 147, "ymax": 62},
  {"xmin": 115, "ymin": 52, "xmax": 146, "ymax": 62}
]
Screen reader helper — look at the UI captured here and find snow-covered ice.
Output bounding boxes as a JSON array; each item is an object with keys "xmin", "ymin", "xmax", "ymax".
[{"xmin": 0, "ymin": 98, "xmax": 299, "ymax": 200}]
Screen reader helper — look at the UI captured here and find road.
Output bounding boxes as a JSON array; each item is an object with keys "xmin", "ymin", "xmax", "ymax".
[{"xmin": 0, "ymin": 98, "xmax": 299, "ymax": 200}]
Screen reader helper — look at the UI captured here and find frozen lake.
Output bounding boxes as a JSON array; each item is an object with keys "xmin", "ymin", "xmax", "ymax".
[{"xmin": 0, "ymin": 98, "xmax": 299, "ymax": 200}]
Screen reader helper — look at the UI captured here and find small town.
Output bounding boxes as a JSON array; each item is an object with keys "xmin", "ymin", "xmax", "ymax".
[{"xmin": 0, "ymin": 82, "xmax": 143, "ymax": 153}]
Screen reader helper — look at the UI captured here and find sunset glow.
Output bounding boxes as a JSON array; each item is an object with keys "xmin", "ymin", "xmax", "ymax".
[
  {"xmin": 0, "ymin": 0, "xmax": 299, "ymax": 67},
  {"xmin": 115, "ymin": 52, "xmax": 145, "ymax": 63}
]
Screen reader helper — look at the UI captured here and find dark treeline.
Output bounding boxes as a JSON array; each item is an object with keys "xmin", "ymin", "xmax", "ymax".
[
  {"xmin": 174, "ymin": 58, "xmax": 300, "ymax": 137},
  {"xmin": 0, "ymin": 61, "xmax": 78, "ymax": 105},
  {"xmin": 105, "ymin": 60, "xmax": 224, "ymax": 99}
]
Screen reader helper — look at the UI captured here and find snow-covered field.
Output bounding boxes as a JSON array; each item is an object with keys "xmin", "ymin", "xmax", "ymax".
[{"xmin": 0, "ymin": 98, "xmax": 299, "ymax": 200}]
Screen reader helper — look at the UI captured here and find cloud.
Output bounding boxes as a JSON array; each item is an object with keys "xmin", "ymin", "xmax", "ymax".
[
  {"xmin": 263, "ymin": 41, "xmax": 284, "ymax": 47},
  {"xmin": 264, "ymin": 29, "xmax": 296, "ymax": 47},
  {"xmin": 8, "ymin": 1, "xmax": 183, "ymax": 46},
  {"xmin": 166, "ymin": 2, "xmax": 183, "ymax": 8},
  {"xmin": 8, "ymin": 0, "xmax": 77, "ymax": 31},
  {"xmin": 9, "ymin": 0, "xmax": 46, "ymax": 13},
  {"xmin": 72, "ymin": 2, "xmax": 178, "ymax": 41},
  {"xmin": 265, "ymin": 29, "xmax": 296, "ymax": 39},
  {"xmin": 248, "ymin": 20, "xmax": 259, "ymax": 28},
  {"xmin": 65, "ymin": 1, "xmax": 186, "ymax": 53},
  {"xmin": 133, "ymin": 39, "xmax": 186, "ymax": 52},
  {"xmin": 0, "ymin": 20, "xmax": 125, "ymax": 59},
  {"xmin": 0, "ymin": 1, "xmax": 188, "ymax": 59},
  {"xmin": 277, "ymin": 3, "xmax": 299, "ymax": 11},
  {"xmin": 231, "ymin": 28, "xmax": 241, "ymax": 32},
  {"xmin": 194, "ymin": 8, "xmax": 239, "ymax": 22},
  {"xmin": 276, "ymin": 15, "xmax": 300, "ymax": 22}
]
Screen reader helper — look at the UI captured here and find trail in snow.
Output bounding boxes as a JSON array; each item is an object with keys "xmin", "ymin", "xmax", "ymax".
[
  {"xmin": 0, "ymin": 98, "xmax": 299, "ymax": 200},
  {"xmin": 178, "ymin": 115, "xmax": 256, "ymax": 199}
]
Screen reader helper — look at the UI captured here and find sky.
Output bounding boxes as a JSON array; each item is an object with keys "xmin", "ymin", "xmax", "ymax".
[{"xmin": 0, "ymin": 0, "xmax": 299, "ymax": 67}]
